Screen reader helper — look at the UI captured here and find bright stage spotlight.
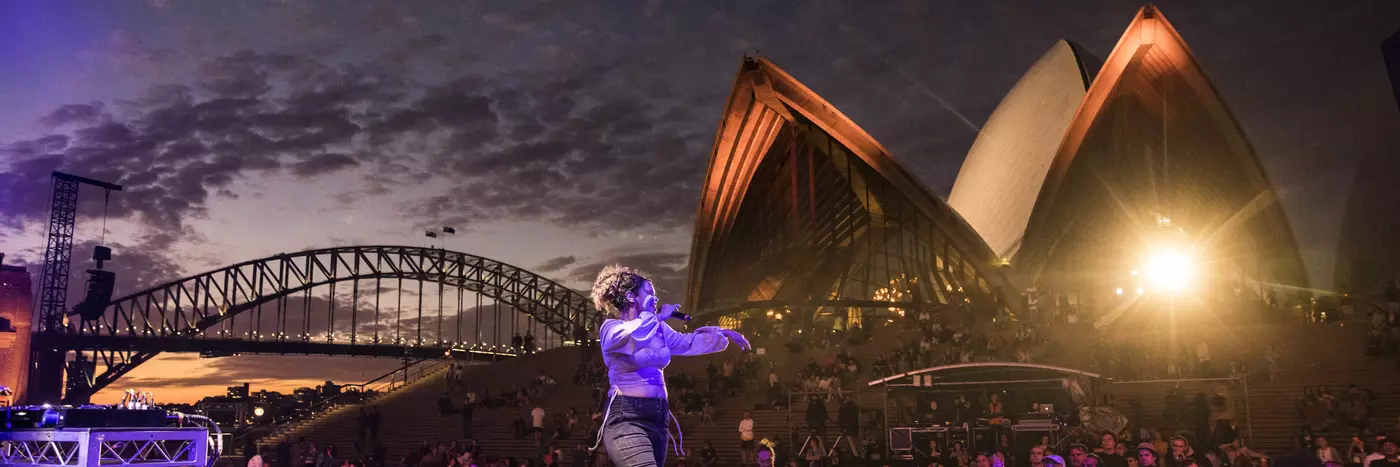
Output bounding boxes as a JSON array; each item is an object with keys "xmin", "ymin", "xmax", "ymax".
[{"xmin": 1142, "ymin": 246, "xmax": 1195, "ymax": 293}]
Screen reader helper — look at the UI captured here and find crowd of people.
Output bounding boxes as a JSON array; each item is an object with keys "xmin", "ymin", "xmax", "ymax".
[
  {"xmin": 1363, "ymin": 283, "xmax": 1400, "ymax": 358},
  {"xmin": 245, "ymin": 283, "xmax": 1400, "ymax": 467}
]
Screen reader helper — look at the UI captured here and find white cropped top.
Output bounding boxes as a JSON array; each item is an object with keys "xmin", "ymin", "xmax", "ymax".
[{"xmin": 598, "ymin": 311, "xmax": 730, "ymax": 395}]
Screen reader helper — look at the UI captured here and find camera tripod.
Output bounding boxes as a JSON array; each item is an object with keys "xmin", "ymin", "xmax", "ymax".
[
  {"xmin": 798, "ymin": 430, "xmax": 830, "ymax": 463},
  {"xmin": 827, "ymin": 432, "xmax": 861, "ymax": 457},
  {"xmin": 798, "ymin": 431, "xmax": 863, "ymax": 461}
]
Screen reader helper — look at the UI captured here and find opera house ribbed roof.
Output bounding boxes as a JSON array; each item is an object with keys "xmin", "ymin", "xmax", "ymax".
[
  {"xmin": 686, "ymin": 5, "xmax": 1307, "ymax": 321},
  {"xmin": 684, "ymin": 57, "xmax": 1020, "ymax": 322}
]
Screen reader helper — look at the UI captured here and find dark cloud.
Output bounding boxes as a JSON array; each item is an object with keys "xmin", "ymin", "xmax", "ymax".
[
  {"xmin": 0, "ymin": 50, "xmax": 397, "ymax": 233},
  {"xmin": 393, "ymin": 69, "xmax": 713, "ymax": 233},
  {"xmin": 0, "ymin": 155, "xmax": 66, "ymax": 228},
  {"xmin": 7, "ymin": 15, "xmax": 719, "ymax": 238},
  {"xmin": 291, "ymin": 153, "xmax": 360, "ymax": 178},
  {"xmin": 365, "ymin": 77, "xmax": 497, "ymax": 151},
  {"xmin": 196, "ymin": 50, "xmax": 274, "ymax": 98},
  {"xmin": 534, "ymin": 255, "xmax": 576, "ymax": 273},
  {"xmin": 106, "ymin": 29, "xmax": 177, "ymax": 70},
  {"xmin": 1, "ymin": 135, "xmax": 70, "ymax": 158},
  {"xmin": 383, "ymin": 33, "xmax": 448, "ymax": 67},
  {"xmin": 568, "ymin": 250, "xmax": 689, "ymax": 300},
  {"xmin": 39, "ymin": 103, "xmax": 105, "ymax": 128}
]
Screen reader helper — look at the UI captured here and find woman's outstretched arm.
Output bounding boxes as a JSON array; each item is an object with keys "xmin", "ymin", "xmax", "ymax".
[{"xmin": 663, "ymin": 325, "xmax": 730, "ymax": 356}]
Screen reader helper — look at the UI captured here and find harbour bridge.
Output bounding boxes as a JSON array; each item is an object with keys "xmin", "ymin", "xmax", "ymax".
[{"xmin": 29, "ymin": 245, "xmax": 602, "ymax": 404}]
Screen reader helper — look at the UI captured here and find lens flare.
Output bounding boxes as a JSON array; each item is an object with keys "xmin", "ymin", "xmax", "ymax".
[{"xmin": 1142, "ymin": 246, "xmax": 1195, "ymax": 292}]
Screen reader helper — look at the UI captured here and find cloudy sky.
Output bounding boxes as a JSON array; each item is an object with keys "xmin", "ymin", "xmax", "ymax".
[{"xmin": 1, "ymin": 1, "xmax": 1396, "ymax": 403}]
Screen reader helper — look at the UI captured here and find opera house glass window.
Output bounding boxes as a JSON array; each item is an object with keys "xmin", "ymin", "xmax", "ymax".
[{"xmin": 686, "ymin": 59, "xmax": 1014, "ymax": 328}]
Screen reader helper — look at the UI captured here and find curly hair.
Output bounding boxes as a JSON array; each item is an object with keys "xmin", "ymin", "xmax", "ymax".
[{"xmin": 590, "ymin": 265, "xmax": 650, "ymax": 315}]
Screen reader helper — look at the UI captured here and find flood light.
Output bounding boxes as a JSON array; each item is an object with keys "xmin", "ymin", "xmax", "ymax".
[{"xmin": 1142, "ymin": 246, "xmax": 1195, "ymax": 293}]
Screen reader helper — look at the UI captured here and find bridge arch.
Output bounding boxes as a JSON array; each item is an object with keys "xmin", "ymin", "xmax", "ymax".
[{"xmin": 46, "ymin": 245, "xmax": 601, "ymax": 400}]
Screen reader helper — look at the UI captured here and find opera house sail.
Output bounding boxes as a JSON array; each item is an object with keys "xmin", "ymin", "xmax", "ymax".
[
  {"xmin": 949, "ymin": 40, "xmax": 1101, "ymax": 262},
  {"xmin": 961, "ymin": 5, "xmax": 1308, "ymax": 300},
  {"xmin": 685, "ymin": 58, "xmax": 1019, "ymax": 326},
  {"xmin": 1387, "ymin": 29, "xmax": 1400, "ymax": 111},
  {"xmin": 1334, "ymin": 28, "xmax": 1400, "ymax": 293}
]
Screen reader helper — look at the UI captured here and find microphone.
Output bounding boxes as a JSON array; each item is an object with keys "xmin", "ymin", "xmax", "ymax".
[
  {"xmin": 652, "ymin": 300, "xmax": 691, "ymax": 321},
  {"xmin": 658, "ymin": 303, "xmax": 691, "ymax": 321}
]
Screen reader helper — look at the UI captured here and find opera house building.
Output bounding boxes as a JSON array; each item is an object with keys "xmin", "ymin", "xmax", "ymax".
[{"xmin": 686, "ymin": 5, "xmax": 1308, "ymax": 327}]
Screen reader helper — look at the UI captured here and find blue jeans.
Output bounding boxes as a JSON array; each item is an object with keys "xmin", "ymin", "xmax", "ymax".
[{"xmin": 602, "ymin": 395, "xmax": 669, "ymax": 467}]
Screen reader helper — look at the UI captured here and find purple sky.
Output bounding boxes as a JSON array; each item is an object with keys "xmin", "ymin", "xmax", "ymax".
[{"xmin": 1, "ymin": 1, "xmax": 1397, "ymax": 402}]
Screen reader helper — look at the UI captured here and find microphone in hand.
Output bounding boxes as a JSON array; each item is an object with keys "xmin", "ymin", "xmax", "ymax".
[{"xmin": 658, "ymin": 303, "xmax": 691, "ymax": 321}]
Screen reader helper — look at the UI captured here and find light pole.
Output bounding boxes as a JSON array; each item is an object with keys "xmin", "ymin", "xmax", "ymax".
[{"xmin": 437, "ymin": 227, "xmax": 455, "ymax": 347}]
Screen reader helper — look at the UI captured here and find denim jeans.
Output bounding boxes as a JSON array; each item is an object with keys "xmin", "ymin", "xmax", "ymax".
[{"xmin": 602, "ymin": 395, "xmax": 669, "ymax": 467}]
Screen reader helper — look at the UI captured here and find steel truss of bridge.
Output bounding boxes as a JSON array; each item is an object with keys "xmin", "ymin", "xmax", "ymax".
[
  {"xmin": 31, "ymin": 245, "xmax": 601, "ymax": 404},
  {"xmin": 31, "ymin": 334, "xmax": 517, "ymax": 360}
]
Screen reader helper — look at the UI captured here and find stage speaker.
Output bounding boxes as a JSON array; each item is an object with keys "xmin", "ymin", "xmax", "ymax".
[
  {"xmin": 915, "ymin": 429, "xmax": 950, "ymax": 452},
  {"xmin": 890, "ymin": 428, "xmax": 914, "ymax": 451},
  {"xmin": 1013, "ymin": 429, "xmax": 1056, "ymax": 467},
  {"xmin": 972, "ymin": 426, "xmax": 1000, "ymax": 454},
  {"xmin": 76, "ymin": 270, "xmax": 116, "ymax": 321}
]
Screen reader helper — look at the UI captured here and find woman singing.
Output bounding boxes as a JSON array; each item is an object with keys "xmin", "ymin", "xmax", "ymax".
[{"xmin": 589, "ymin": 265, "xmax": 751, "ymax": 467}]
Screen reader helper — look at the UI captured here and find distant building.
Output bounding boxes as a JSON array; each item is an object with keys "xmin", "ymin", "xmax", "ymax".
[
  {"xmin": 196, "ymin": 395, "xmax": 251, "ymax": 429},
  {"xmin": 227, "ymin": 383, "xmax": 251, "ymax": 399},
  {"xmin": 319, "ymin": 380, "xmax": 340, "ymax": 398},
  {"xmin": 0, "ymin": 264, "xmax": 33, "ymax": 405},
  {"xmin": 293, "ymin": 387, "xmax": 318, "ymax": 406}
]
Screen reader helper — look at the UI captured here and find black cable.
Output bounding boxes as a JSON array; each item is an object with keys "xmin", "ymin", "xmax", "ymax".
[
  {"xmin": 172, "ymin": 412, "xmax": 223, "ymax": 467},
  {"xmin": 99, "ymin": 189, "xmax": 110, "ymax": 244}
]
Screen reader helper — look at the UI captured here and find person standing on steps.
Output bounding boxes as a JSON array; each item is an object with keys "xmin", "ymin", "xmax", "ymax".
[
  {"xmin": 461, "ymin": 397, "xmax": 474, "ymax": 439},
  {"xmin": 739, "ymin": 411, "xmax": 755, "ymax": 466},
  {"xmin": 532, "ymin": 405, "xmax": 547, "ymax": 446}
]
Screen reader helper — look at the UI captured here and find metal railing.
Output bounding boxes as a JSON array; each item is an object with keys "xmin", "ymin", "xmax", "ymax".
[
  {"xmin": 307, "ymin": 358, "xmax": 450, "ymax": 415},
  {"xmin": 234, "ymin": 357, "xmax": 452, "ymax": 447}
]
